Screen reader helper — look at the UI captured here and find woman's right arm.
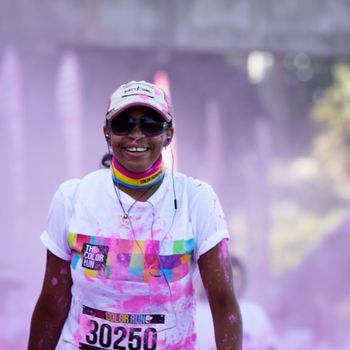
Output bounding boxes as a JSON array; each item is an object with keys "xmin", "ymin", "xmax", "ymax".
[{"xmin": 28, "ymin": 250, "xmax": 73, "ymax": 350}]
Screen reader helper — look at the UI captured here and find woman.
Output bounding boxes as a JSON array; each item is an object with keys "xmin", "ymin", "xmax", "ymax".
[{"xmin": 28, "ymin": 80, "xmax": 242, "ymax": 349}]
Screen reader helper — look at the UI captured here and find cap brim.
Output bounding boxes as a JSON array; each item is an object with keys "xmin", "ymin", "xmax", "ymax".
[{"xmin": 107, "ymin": 102, "xmax": 172, "ymax": 123}]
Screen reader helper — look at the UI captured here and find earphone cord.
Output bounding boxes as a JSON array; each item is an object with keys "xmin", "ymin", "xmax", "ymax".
[
  {"xmin": 145, "ymin": 199, "xmax": 178, "ymax": 333},
  {"xmin": 112, "ymin": 180, "xmax": 154, "ymax": 219},
  {"xmin": 170, "ymin": 145, "xmax": 177, "ymax": 210},
  {"xmin": 106, "ymin": 134, "xmax": 179, "ymax": 333}
]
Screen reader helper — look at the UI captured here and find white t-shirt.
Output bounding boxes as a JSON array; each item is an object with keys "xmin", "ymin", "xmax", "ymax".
[{"xmin": 41, "ymin": 168, "xmax": 229, "ymax": 350}]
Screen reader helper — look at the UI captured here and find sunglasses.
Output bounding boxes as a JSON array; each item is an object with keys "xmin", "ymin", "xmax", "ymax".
[{"xmin": 108, "ymin": 113, "xmax": 169, "ymax": 136}]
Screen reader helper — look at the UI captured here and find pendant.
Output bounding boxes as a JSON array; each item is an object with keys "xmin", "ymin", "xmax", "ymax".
[{"xmin": 121, "ymin": 213, "xmax": 131, "ymax": 226}]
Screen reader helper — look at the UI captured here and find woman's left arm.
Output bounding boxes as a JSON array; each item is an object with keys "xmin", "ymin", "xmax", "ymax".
[{"xmin": 198, "ymin": 239, "xmax": 243, "ymax": 350}]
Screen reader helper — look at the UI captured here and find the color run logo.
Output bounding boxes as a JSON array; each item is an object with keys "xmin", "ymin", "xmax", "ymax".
[{"xmin": 82, "ymin": 243, "xmax": 109, "ymax": 271}]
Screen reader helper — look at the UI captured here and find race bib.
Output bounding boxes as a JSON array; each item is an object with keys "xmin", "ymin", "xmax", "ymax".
[{"xmin": 79, "ymin": 305, "xmax": 166, "ymax": 350}]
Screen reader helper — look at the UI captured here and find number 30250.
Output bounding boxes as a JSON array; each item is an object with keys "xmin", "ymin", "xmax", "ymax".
[{"xmin": 83, "ymin": 320, "xmax": 158, "ymax": 350}]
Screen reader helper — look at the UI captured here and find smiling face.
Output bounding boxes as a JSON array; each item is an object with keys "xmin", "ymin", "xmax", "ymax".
[{"xmin": 104, "ymin": 106, "xmax": 174, "ymax": 173}]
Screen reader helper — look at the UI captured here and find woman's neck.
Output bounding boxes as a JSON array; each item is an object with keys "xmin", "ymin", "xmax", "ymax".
[
  {"xmin": 111, "ymin": 155, "xmax": 165, "ymax": 201},
  {"xmin": 116, "ymin": 180, "xmax": 163, "ymax": 201}
]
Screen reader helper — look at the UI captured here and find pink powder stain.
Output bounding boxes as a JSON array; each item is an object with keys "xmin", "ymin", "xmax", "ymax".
[
  {"xmin": 219, "ymin": 239, "xmax": 231, "ymax": 283},
  {"xmin": 80, "ymin": 314, "xmax": 94, "ymax": 336},
  {"xmin": 51, "ymin": 277, "xmax": 58, "ymax": 286},
  {"xmin": 73, "ymin": 328, "xmax": 83, "ymax": 344},
  {"xmin": 84, "ymin": 273, "xmax": 96, "ymax": 283},
  {"xmin": 140, "ymin": 94, "xmax": 151, "ymax": 101},
  {"xmin": 172, "ymin": 280, "xmax": 194, "ymax": 300},
  {"xmin": 130, "ymin": 225, "xmax": 144, "ymax": 238},
  {"xmin": 151, "ymin": 227, "xmax": 163, "ymax": 236},
  {"xmin": 133, "ymin": 214, "xmax": 142, "ymax": 221},
  {"xmin": 91, "ymin": 246, "xmax": 99, "ymax": 254},
  {"xmin": 126, "ymin": 286, "xmax": 165, "ymax": 308},
  {"xmin": 113, "ymin": 279, "xmax": 125, "ymax": 294},
  {"xmin": 168, "ymin": 333, "xmax": 196, "ymax": 349},
  {"xmin": 96, "ymin": 269, "xmax": 109, "ymax": 285},
  {"xmin": 107, "ymin": 300, "xmax": 122, "ymax": 310},
  {"xmin": 60, "ymin": 267, "xmax": 68, "ymax": 275},
  {"xmin": 229, "ymin": 313, "xmax": 237, "ymax": 323},
  {"xmin": 219, "ymin": 238, "xmax": 229, "ymax": 261},
  {"xmin": 157, "ymin": 338, "xmax": 166, "ymax": 347},
  {"xmin": 120, "ymin": 295, "xmax": 152, "ymax": 312},
  {"xmin": 149, "ymin": 280, "xmax": 193, "ymax": 306},
  {"xmin": 161, "ymin": 103, "xmax": 169, "ymax": 113},
  {"xmin": 128, "ymin": 138, "xmax": 139, "ymax": 145},
  {"xmin": 145, "ymin": 240, "xmax": 160, "ymax": 255}
]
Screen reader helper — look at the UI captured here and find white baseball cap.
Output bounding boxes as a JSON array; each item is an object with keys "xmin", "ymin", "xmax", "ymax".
[{"xmin": 106, "ymin": 80, "xmax": 174, "ymax": 122}]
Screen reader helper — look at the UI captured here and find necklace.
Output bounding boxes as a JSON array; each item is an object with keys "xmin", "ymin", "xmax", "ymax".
[{"xmin": 113, "ymin": 182, "xmax": 155, "ymax": 226}]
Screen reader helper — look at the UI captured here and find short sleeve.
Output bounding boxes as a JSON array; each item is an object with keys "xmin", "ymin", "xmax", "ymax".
[
  {"xmin": 40, "ymin": 179, "xmax": 80, "ymax": 261},
  {"xmin": 189, "ymin": 181, "xmax": 230, "ymax": 261}
]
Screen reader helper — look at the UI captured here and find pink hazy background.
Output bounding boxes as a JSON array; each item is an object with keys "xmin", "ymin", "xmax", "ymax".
[{"xmin": 1, "ymin": 2, "xmax": 350, "ymax": 349}]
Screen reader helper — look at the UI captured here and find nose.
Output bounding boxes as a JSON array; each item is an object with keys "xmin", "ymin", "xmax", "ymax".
[{"xmin": 128, "ymin": 123, "xmax": 144, "ymax": 140}]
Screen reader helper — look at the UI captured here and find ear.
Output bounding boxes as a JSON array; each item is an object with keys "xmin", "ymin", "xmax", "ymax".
[
  {"xmin": 163, "ymin": 128, "xmax": 174, "ymax": 147},
  {"xmin": 103, "ymin": 125, "xmax": 110, "ymax": 143}
]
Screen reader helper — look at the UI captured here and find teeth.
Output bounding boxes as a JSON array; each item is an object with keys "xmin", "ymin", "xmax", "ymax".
[{"xmin": 126, "ymin": 147, "xmax": 147, "ymax": 152}]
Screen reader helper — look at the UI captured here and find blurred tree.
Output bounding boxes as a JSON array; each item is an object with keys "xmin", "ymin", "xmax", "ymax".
[
  {"xmin": 312, "ymin": 63, "xmax": 350, "ymax": 200},
  {"xmin": 269, "ymin": 201, "xmax": 346, "ymax": 276},
  {"xmin": 230, "ymin": 59, "xmax": 350, "ymax": 276}
]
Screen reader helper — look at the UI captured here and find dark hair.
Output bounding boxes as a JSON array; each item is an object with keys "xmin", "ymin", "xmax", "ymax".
[{"xmin": 100, "ymin": 153, "xmax": 112, "ymax": 168}]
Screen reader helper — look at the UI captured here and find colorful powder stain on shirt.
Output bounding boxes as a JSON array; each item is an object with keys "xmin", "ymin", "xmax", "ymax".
[{"xmin": 68, "ymin": 232, "xmax": 195, "ymax": 283}]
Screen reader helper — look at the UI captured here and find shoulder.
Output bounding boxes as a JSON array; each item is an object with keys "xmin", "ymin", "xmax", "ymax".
[
  {"xmin": 172, "ymin": 170, "xmax": 214, "ymax": 195},
  {"xmin": 172, "ymin": 171, "xmax": 217, "ymax": 205},
  {"xmin": 55, "ymin": 178, "xmax": 81, "ymax": 203},
  {"xmin": 57, "ymin": 169, "xmax": 109, "ymax": 200},
  {"xmin": 57, "ymin": 178, "xmax": 80, "ymax": 193}
]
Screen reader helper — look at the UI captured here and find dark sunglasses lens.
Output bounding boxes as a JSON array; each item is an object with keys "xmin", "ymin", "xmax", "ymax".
[
  {"xmin": 110, "ymin": 114, "xmax": 167, "ymax": 136},
  {"xmin": 140, "ymin": 117, "xmax": 166, "ymax": 136},
  {"xmin": 110, "ymin": 115, "xmax": 135, "ymax": 135}
]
